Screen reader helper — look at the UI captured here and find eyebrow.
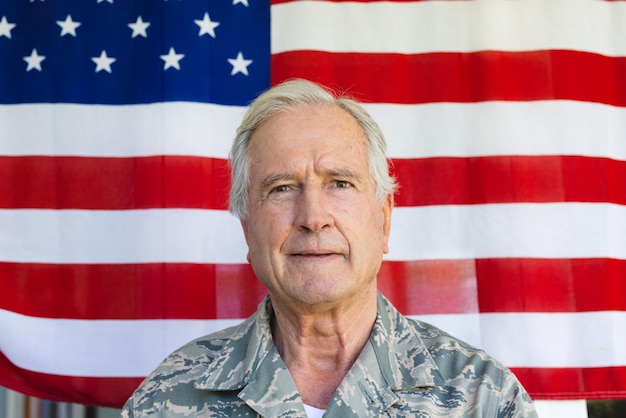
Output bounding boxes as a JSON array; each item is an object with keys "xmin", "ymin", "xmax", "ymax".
[
  {"xmin": 260, "ymin": 168, "xmax": 361, "ymax": 190},
  {"xmin": 260, "ymin": 173, "xmax": 294, "ymax": 191},
  {"xmin": 325, "ymin": 168, "xmax": 360, "ymax": 181}
]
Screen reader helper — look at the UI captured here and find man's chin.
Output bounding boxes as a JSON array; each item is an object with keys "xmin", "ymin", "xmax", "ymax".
[{"xmin": 283, "ymin": 281, "xmax": 368, "ymax": 309}]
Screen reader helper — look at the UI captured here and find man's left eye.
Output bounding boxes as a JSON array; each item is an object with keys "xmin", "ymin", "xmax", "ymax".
[{"xmin": 334, "ymin": 180, "xmax": 351, "ymax": 188}]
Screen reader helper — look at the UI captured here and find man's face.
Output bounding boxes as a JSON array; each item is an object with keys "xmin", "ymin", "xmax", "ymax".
[{"xmin": 241, "ymin": 104, "xmax": 393, "ymax": 309}]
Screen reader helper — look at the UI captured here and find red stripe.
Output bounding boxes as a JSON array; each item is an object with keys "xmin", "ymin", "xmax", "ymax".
[
  {"xmin": 0, "ymin": 262, "xmax": 268, "ymax": 320},
  {"xmin": 511, "ymin": 366, "xmax": 626, "ymax": 401},
  {"xmin": 379, "ymin": 259, "xmax": 478, "ymax": 315},
  {"xmin": 3, "ymin": 258, "xmax": 625, "ymax": 320},
  {"xmin": 0, "ymin": 350, "xmax": 141, "ymax": 408},
  {"xmin": 272, "ymin": 50, "xmax": 626, "ymax": 106},
  {"xmin": 392, "ymin": 156, "xmax": 626, "ymax": 206},
  {"xmin": 476, "ymin": 258, "xmax": 626, "ymax": 313},
  {"xmin": 2, "ymin": 155, "xmax": 624, "ymax": 209},
  {"xmin": 0, "ymin": 155, "xmax": 231, "ymax": 210}
]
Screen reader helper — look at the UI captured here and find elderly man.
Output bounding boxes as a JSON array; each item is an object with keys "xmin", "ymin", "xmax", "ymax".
[{"xmin": 122, "ymin": 79, "xmax": 537, "ymax": 417}]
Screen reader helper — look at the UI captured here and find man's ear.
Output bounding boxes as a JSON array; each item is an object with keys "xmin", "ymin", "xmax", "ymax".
[{"xmin": 382, "ymin": 193, "xmax": 394, "ymax": 254}]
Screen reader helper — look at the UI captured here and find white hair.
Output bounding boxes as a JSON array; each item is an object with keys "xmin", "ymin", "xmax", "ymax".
[{"xmin": 229, "ymin": 79, "xmax": 397, "ymax": 219}]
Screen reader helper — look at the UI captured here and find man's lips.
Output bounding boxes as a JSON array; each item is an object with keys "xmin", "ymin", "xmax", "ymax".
[
  {"xmin": 288, "ymin": 250, "xmax": 344, "ymax": 258},
  {"xmin": 291, "ymin": 252, "xmax": 337, "ymax": 257}
]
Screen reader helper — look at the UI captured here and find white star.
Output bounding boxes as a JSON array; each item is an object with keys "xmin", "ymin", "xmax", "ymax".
[
  {"xmin": 128, "ymin": 16, "xmax": 150, "ymax": 38},
  {"xmin": 233, "ymin": 0, "xmax": 249, "ymax": 6},
  {"xmin": 91, "ymin": 50, "xmax": 116, "ymax": 73},
  {"xmin": 56, "ymin": 15, "xmax": 81, "ymax": 37},
  {"xmin": 0, "ymin": 16, "xmax": 17, "ymax": 39},
  {"xmin": 194, "ymin": 12, "xmax": 220, "ymax": 38},
  {"xmin": 160, "ymin": 47, "xmax": 185, "ymax": 70},
  {"xmin": 228, "ymin": 51, "xmax": 253, "ymax": 76},
  {"xmin": 23, "ymin": 48, "xmax": 46, "ymax": 72}
]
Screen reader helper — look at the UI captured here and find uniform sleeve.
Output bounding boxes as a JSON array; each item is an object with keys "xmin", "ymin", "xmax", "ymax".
[
  {"xmin": 120, "ymin": 395, "xmax": 135, "ymax": 418},
  {"xmin": 497, "ymin": 369, "xmax": 539, "ymax": 418}
]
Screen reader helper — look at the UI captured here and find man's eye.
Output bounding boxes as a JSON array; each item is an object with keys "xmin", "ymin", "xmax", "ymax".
[
  {"xmin": 334, "ymin": 180, "xmax": 351, "ymax": 189},
  {"xmin": 272, "ymin": 185, "xmax": 291, "ymax": 193}
]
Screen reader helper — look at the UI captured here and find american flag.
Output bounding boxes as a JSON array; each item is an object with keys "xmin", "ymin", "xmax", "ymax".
[{"xmin": 1, "ymin": 0, "xmax": 625, "ymax": 415}]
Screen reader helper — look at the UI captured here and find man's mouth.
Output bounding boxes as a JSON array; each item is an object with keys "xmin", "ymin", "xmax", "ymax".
[{"xmin": 289, "ymin": 251, "xmax": 345, "ymax": 261}]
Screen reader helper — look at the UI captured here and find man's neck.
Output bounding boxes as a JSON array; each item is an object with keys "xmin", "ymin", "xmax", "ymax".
[{"xmin": 270, "ymin": 287, "xmax": 378, "ymax": 409}]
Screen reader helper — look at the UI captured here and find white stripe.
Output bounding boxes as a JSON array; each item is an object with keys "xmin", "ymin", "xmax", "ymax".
[
  {"xmin": 533, "ymin": 400, "xmax": 588, "ymax": 418},
  {"xmin": 1, "ymin": 308, "xmax": 624, "ymax": 377},
  {"xmin": 0, "ymin": 208, "xmax": 248, "ymax": 264},
  {"xmin": 368, "ymin": 101, "xmax": 626, "ymax": 160},
  {"xmin": 3, "ymin": 101, "xmax": 626, "ymax": 161},
  {"xmin": 0, "ymin": 102, "xmax": 246, "ymax": 157},
  {"xmin": 1, "ymin": 203, "xmax": 625, "ymax": 263},
  {"xmin": 473, "ymin": 311, "xmax": 626, "ymax": 368},
  {"xmin": 0, "ymin": 308, "xmax": 240, "ymax": 377},
  {"xmin": 272, "ymin": 0, "xmax": 626, "ymax": 56},
  {"xmin": 389, "ymin": 203, "xmax": 626, "ymax": 261}
]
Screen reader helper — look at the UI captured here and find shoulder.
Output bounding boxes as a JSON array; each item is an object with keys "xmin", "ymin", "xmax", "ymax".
[
  {"xmin": 378, "ymin": 293, "xmax": 507, "ymax": 382},
  {"xmin": 121, "ymin": 323, "xmax": 244, "ymax": 413},
  {"xmin": 121, "ymin": 309, "xmax": 264, "ymax": 417},
  {"xmin": 407, "ymin": 317, "xmax": 537, "ymax": 417},
  {"xmin": 376, "ymin": 294, "xmax": 537, "ymax": 416},
  {"xmin": 409, "ymin": 316, "xmax": 504, "ymax": 376}
]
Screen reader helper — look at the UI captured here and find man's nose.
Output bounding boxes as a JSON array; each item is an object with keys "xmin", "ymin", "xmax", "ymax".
[{"xmin": 294, "ymin": 185, "xmax": 334, "ymax": 233}]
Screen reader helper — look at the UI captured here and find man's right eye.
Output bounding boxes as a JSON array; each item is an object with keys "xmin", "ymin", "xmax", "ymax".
[{"xmin": 271, "ymin": 185, "xmax": 291, "ymax": 193}]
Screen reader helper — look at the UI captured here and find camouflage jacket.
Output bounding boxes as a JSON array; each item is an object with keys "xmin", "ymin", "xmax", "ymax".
[{"xmin": 122, "ymin": 293, "xmax": 537, "ymax": 417}]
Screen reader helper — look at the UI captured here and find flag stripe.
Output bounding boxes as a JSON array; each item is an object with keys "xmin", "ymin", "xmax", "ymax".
[
  {"xmin": 2, "ymin": 309, "xmax": 625, "ymax": 377},
  {"xmin": 2, "ymin": 258, "xmax": 625, "ymax": 320},
  {"xmin": 475, "ymin": 258, "xmax": 626, "ymax": 313},
  {"xmin": 3, "ymin": 102, "xmax": 626, "ymax": 160},
  {"xmin": 511, "ymin": 367, "xmax": 626, "ymax": 400},
  {"xmin": 0, "ymin": 351, "xmax": 142, "ymax": 409},
  {"xmin": 271, "ymin": 0, "xmax": 626, "ymax": 56},
  {"xmin": 388, "ymin": 203, "xmax": 626, "ymax": 261},
  {"xmin": 3, "ymin": 155, "xmax": 625, "ymax": 209},
  {"xmin": 272, "ymin": 50, "xmax": 626, "ymax": 106},
  {"xmin": 0, "ymin": 262, "xmax": 267, "ymax": 320},
  {"xmin": 0, "ymin": 156, "xmax": 231, "ymax": 210},
  {"xmin": 371, "ymin": 101, "xmax": 626, "ymax": 160},
  {"xmin": 476, "ymin": 311, "xmax": 626, "ymax": 368},
  {"xmin": 533, "ymin": 401, "xmax": 589, "ymax": 418},
  {"xmin": 0, "ymin": 102, "xmax": 245, "ymax": 158},
  {"xmin": 392, "ymin": 156, "xmax": 626, "ymax": 206},
  {"xmin": 0, "ymin": 309, "xmax": 243, "ymax": 378},
  {"xmin": 2, "ymin": 203, "xmax": 626, "ymax": 264},
  {"xmin": 1, "ymin": 208, "xmax": 247, "ymax": 264}
]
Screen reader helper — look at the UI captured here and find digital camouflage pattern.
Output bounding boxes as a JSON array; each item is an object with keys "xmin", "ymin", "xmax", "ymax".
[{"xmin": 122, "ymin": 293, "xmax": 538, "ymax": 417}]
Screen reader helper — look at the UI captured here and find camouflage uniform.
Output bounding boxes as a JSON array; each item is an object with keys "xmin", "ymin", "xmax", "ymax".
[{"xmin": 122, "ymin": 293, "xmax": 538, "ymax": 417}]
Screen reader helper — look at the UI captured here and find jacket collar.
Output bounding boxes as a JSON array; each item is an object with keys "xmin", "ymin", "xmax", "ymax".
[
  {"xmin": 194, "ymin": 295, "xmax": 276, "ymax": 392},
  {"xmin": 371, "ymin": 292, "xmax": 442, "ymax": 390},
  {"xmin": 324, "ymin": 294, "xmax": 441, "ymax": 416},
  {"xmin": 195, "ymin": 293, "xmax": 442, "ymax": 416}
]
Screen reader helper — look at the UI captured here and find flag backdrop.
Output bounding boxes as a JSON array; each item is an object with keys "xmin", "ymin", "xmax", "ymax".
[{"xmin": 1, "ymin": 0, "xmax": 625, "ymax": 412}]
